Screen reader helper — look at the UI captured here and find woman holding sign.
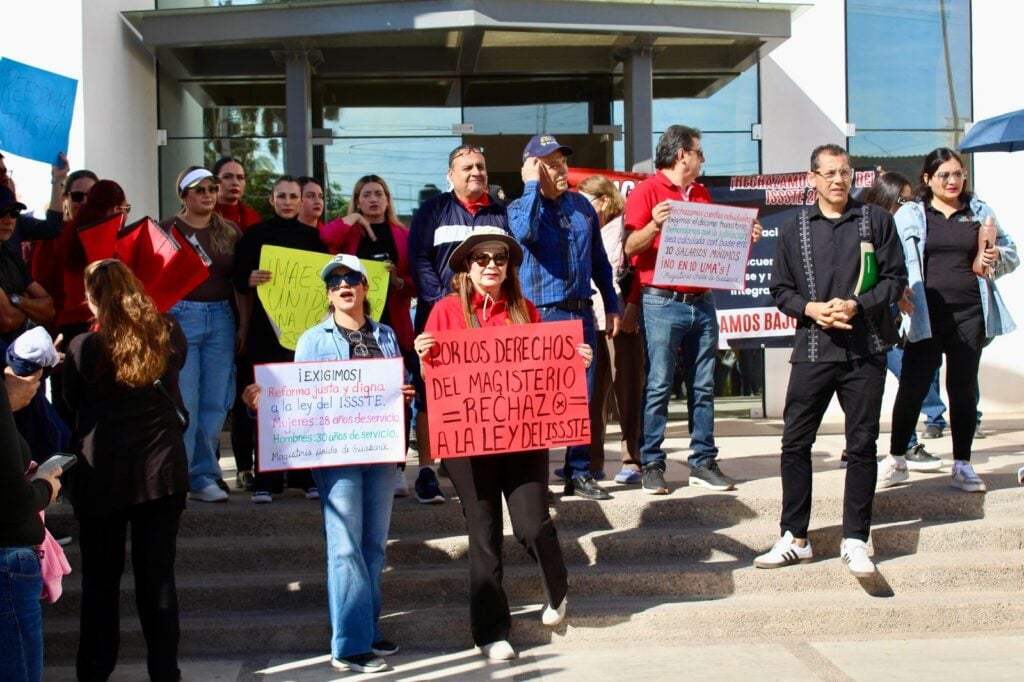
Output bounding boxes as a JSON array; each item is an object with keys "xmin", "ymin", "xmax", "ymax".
[
  {"xmin": 243, "ymin": 253, "xmax": 413, "ymax": 674},
  {"xmin": 414, "ymin": 226, "xmax": 590, "ymax": 661}
]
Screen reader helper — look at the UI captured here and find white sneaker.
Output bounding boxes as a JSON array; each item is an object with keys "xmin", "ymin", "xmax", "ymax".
[
  {"xmin": 394, "ymin": 467, "xmax": 409, "ymax": 497},
  {"xmin": 189, "ymin": 483, "xmax": 228, "ymax": 503},
  {"xmin": 840, "ymin": 538, "xmax": 876, "ymax": 577},
  {"xmin": 478, "ymin": 640, "xmax": 516, "ymax": 661},
  {"xmin": 876, "ymin": 455, "xmax": 909, "ymax": 489},
  {"xmin": 950, "ymin": 461, "xmax": 986, "ymax": 492},
  {"xmin": 753, "ymin": 530, "xmax": 812, "ymax": 569},
  {"xmin": 541, "ymin": 596, "xmax": 567, "ymax": 626}
]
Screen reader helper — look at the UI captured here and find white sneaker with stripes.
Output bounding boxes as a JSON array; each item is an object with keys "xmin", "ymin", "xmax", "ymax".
[
  {"xmin": 753, "ymin": 531, "xmax": 813, "ymax": 569},
  {"xmin": 950, "ymin": 460, "xmax": 986, "ymax": 492},
  {"xmin": 840, "ymin": 538, "xmax": 876, "ymax": 577}
]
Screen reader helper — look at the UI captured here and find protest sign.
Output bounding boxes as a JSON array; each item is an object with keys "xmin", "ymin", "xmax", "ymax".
[
  {"xmin": 652, "ymin": 202, "xmax": 758, "ymax": 290},
  {"xmin": 257, "ymin": 246, "xmax": 389, "ymax": 350},
  {"xmin": 254, "ymin": 357, "xmax": 405, "ymax": 471},
  {"xmin": 0, "ymin": 59, "xmax": 77, "ymax": 165},
  {"xmin": 423, "ymin": 320, "xmax": 589, "ymax": 458}
]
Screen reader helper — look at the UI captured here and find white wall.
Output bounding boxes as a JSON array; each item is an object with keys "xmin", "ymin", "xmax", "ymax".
[{"xmin": 82, "ymin": 0, "xmax": 159, "ymax": 218}]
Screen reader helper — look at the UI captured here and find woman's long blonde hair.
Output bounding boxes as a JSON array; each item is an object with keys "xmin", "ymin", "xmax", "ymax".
[
  {"xmin": 351, "ymin": 174, "xmax": 404, "ymax": 227},
  {"xmin": 450, "ymin": 266, "xmax": 532, "ymax": 328},
  {"xmin": 175, "ymin": 165, "xmax": 239, "ymax": 256},
  {"xmin": 577, "ymin": 174, "xmax": 625, "ymax": 225},
  {"xmin": 85, "ymin": 260, "xmax": 171, "ymax": 387}
]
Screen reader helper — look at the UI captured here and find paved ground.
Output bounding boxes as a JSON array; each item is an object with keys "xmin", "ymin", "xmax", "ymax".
[{"xmin": 44, "ymin": 631, "xmax": 1024, "ymax": 680}]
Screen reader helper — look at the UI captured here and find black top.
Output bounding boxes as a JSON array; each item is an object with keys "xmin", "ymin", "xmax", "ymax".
[
  {"xmin": 770, "ymin": 198, "xmax": 907, "ymax": 363},
  {"xmin": 355, "ymin": 222, "xmax": 398, "ymax": 329},
  {"xmin": 336, "ymin": 320, "xmax": 384, "ymax": 359},
  {"xmin": 232, "ymin": 215, "xmax": 328, "ymax": 363},
  {"xmin": 923, "ymin": 202, "xmax": 981, "ymax": 307},
  {"xmin": 63, "ymin": 317, "xmax": 190, "ymax": 517},
  {"xmin": 0, "ymin": 242, "xmax": 33, "ymax": 343},
  {"xmin": 0, "ymin": 384, "xmax": 52, "ymax": 547}
]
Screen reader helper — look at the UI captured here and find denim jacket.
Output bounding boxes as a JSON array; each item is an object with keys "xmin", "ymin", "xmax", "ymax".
[
  {"xmin": 893, "ymin": 196, "xmax": 1018, "ymax": 342},
  {"xmin": 294, "ymin": 316, "xmax": 401, "ymax": 362}
]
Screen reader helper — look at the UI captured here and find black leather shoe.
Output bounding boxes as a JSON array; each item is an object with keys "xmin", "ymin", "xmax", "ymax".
[{"xmin": 564, "ymin": 473, "xmax": 612, "ymax": 500}]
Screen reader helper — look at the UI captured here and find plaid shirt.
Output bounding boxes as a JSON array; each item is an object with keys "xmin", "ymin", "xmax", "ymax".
[{"xmin": 507, "ymin": 181, "xmax": 617, "ymax": 312}]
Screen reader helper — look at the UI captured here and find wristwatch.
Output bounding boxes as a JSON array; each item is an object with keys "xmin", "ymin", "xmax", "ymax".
[{"xmin": 9, "ymin": 294, "xmax": 22, "ymax": 308}]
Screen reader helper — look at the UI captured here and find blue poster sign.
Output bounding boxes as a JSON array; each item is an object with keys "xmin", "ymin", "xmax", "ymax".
[{"xmin": 0, "ymin": 58, "xmax": 78, "ymax": 165}]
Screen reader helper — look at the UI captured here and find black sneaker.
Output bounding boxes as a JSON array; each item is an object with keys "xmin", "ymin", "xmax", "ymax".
[
  {"xmin": 564, "ymin": 473, "xmax": 611, "ymax": 500},
  {"xmin": 414, "ymin": 468, "xmax": 445, "ymax": 504},
  {"xmin": 331, "ymin": 652, "xmax": 388, "ymax": 673},
  {"xmin": 641, "ymin": 463, "xmax": 668, "ymax": 495},
  {"xmin": 904, "ymin": 443, "xmax": 942, "ymax": 472},
  {"xmin": 921, "ymin": 424, "xmax": 943, "ymax": 439},
  {"xmin": 688, "ymin": 460, "xmax": 736, "ymax": 491},
  {"xmin": 371, "ymin": 639, "xmax": 399, "ymax": 656}
]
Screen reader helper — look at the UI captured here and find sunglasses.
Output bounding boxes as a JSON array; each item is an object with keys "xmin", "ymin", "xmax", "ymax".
[
  {"xmin": 468, "ymin": 252, "xmax": 509, "ymax": 267},
  {"xmin": 0, "ymin": 208, "xmax": 21, "ymax": 219},
  {"xmin": 67, "ymin": 191, "xmax": 87, "ymax": 203},
  {"xmin": 190, "ymin": 185, "xmax": 219, "ymax": 195},
  {"xmin": 326, "ymin": 271, "xmax": 366, "ymax": 290}
]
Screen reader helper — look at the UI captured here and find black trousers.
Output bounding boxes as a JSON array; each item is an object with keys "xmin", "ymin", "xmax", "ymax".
[
  {"xmin": 444, "ymin": 450, "xmax": 568, "ymax": 646},
  {"xmin": 891, "ymin": 302, "xmax": 985, "ymax": 461},
  {"xmin": 781, "ymin": 357, "xmax": 885, "ymax": 542},
  {"xmin": 230, "ymin": 353, "xmax": 255, "ymax": 473},
  {"xmin": 76, "ymin": 494, "xmax": 185, "ymax": 682}
]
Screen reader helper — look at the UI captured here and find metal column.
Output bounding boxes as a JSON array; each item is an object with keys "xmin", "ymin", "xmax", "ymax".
[
  {"xmin": 283, "ymin": 50, "xmax": 313, "ymax": 177},
  {"xmin": 623, "ymin": 46, "xmax": 654, "ymax": 173}
]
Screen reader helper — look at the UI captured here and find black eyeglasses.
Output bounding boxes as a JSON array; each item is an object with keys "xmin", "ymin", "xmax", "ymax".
[
  {"xmin": 688, "ymin": 148, "xmax": 706, "ymax": 162},
  {"xmin": 327, "ymin": 271, "xmax": 366, "ymax": 290},
  {"xmin": 468, "ymin": 252, "xmax": 509, "ymax": 267},
  {"xmin": 190, "ymin": 185, "xmax": 219, "ymax": 195},
  {"xmin": 0, "ymin": 208, "xmax": 20, "ymax": 219},
  {"xmin": 67, "ymin": 191, "xmax": 87, "ymax": 203}
]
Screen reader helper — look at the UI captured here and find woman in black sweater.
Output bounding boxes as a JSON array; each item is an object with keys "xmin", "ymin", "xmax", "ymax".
[
  {"xmin": 1, "ymin": 369, "xmax": 62, "ymax": 682},
  {"xmin": 64, "ymin": 259, "xmax": 189, "ymax": 682}
]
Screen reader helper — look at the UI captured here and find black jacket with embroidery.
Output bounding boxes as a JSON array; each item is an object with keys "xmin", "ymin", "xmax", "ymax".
[{"xmin": 770, "ymin": 198, "xmax": 906, "ymax": 363}]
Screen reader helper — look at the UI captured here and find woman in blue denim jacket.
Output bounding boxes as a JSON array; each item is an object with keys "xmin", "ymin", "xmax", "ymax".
[
  {"xmin": 888, "ymin": 147, "xmax": 1017, "ymax": 493},
  {"xmin": 243, "ymin": 253, "xmax": 413, "ymax": 674}
]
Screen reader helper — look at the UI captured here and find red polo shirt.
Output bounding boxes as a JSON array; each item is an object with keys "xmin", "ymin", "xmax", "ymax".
[{"xmin": 624, "ymin": 171, "xmax": 711, "ymax": 298}]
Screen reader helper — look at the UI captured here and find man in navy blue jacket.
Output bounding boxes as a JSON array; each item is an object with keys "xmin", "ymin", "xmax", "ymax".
[{"xmin": 407, "ymin": 144, "xmax": 508, "ymax": 503}]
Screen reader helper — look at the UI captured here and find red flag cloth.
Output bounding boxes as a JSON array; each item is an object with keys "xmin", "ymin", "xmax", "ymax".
[
  {"xmin": 75, "ymin": 212, "xmax": 125, "ymax": 263},
  {"xmin": 114, "ymin": 217, "xmax": 209, "ymax": 312}
]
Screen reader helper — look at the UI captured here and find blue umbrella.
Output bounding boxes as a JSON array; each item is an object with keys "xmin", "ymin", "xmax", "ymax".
[{"xmin": 958, "ymin": 108, "xmax": 1024, "ymax": 153}]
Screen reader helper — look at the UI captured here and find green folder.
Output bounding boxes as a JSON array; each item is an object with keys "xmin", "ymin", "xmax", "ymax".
[{"xmin": 854, "ymin": 242, "xmax": 878, "ymax": 295}]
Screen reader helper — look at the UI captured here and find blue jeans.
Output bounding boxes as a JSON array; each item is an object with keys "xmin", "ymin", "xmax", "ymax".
[
  {"xmin": 640, "ymin": 292, "xmax": 719, "ymax": 469},
  {"xmin": 312, "ymin": 464, "xmax": 393, "ymax": 659},
  {"xmin": 537, "ymin": 306, "xmax": 598, "ymax": 478},
  {"xmin": 0, "ymin": 546, "xmax": 43, "ymax": 682},
  {"xmin": 886, "ymin": 347, "xmax": 947, "ymax": 443},
  {"xmin": 170, "ymin": 299, "xmax": 236, "ymax": 490}
]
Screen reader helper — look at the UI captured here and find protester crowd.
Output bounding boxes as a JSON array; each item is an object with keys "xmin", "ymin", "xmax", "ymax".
[{"xmin": 0, "ymin": 125, "xmax": 1016, "ymax": 678}]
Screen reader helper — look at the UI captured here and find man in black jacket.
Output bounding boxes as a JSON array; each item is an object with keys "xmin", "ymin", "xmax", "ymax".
[{"xmin": 755, "ymin": 144, "xmax": 907, "ymax": 578}]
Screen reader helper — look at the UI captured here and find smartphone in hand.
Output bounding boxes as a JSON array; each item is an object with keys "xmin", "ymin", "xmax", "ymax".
[{"xmin": 37, "ymin": 453, "xmax": 77, "ymax": 476}]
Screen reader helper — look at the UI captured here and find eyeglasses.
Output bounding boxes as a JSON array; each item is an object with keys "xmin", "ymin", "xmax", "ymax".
[
  {"xmin": 67, "ymin": 191, "xmax": 87, "ymax": 203},
  {"xmin": 190, "ymin": 185, "xmax": 219, "ymax": 195},
  {"xmin": 933, "ymin": 170, "xmax": 967, "ymax": 183},
  {"xmin": 813, "ymin": 168, "xmax": 853, "ymax": 182},
  {"xmin": 326, "ymin": 271, "xmax": 366, "ymax": 290},
  {"xmin": 468, "ymin": 252, "xmax": 509, "ymax": 267},
  {"xmin": 0, "ymin": 208, "xmax": 21, "ymax": 219},
  {"xmin": 117, "ymin": 204, "xmax": 132, "ymax": 214},
  {"xmin": 688, "ymin": 148, "xmax": 706, "ymax": 162},
  {"xmin": 344, "ymin": 329, "xmax": 370, "ymax": 358}
]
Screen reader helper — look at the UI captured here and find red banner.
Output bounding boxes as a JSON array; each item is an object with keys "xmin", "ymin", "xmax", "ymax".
[
  {"xmin": 115, "ymin": 217, "xmax": 209, "ymax": 312},
  {"xmin": 423, "ymin": 320, "xmax": 589, "ymax": 458}
]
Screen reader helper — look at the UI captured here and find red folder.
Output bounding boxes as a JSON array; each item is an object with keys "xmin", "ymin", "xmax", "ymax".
[
  {"xmin": 115, "ymin": 217, "xmax": 210, "ymax": 312},
  {"xmin": 75, "ymin": 212, "xmax": 125, "ymax": 263}
]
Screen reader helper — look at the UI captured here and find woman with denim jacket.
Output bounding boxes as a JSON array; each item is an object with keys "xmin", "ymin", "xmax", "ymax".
[
  {"xmin": 888, "ymin": 147, "xmax": 1018, "ymax": 493},
  {"xmin": 243, "ymin": 253, "xmax": 413, "ymax": 674}
]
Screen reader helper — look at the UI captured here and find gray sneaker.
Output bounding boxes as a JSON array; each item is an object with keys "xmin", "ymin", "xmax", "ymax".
[
  {"xmin": 921, "ymin": 424, "xmax": 943, "ymax": 439},
  {"xmin": 688, "ymin": 460, "xmax": 736, "ymax": 491},
  {"xmin": 641, "ymin": 464, "xmax": 668, "ymax": 495},
  {"xmin": 904, "ymin": 443, "xmax": 942, "ymax": 472}
]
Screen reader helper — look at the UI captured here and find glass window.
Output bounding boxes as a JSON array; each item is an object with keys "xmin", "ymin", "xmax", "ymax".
[
  {"xmin": 850, "ymin": 130, "xmax": 964, "ymax": 180},
  {"xmin": 847, "ymin": 0, "xmax": 971, "ymax": 132}
]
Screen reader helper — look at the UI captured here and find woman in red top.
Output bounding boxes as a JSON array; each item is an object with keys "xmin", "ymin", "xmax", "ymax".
[
  {"xmin": 212, "ymin": 157, "xmax": 262, "ymax": 232},
  {"xmin": 414, "ymin": 226, "xmax": 589, "ymax": 661}
]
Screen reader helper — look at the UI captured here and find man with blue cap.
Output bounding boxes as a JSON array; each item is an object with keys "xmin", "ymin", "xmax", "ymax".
[{"xmin": 507, "ymin": 134, "xmax": 619, "ymax": 501}]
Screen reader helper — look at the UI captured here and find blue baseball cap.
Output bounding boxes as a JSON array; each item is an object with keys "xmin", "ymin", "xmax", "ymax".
[
  {"xmin": 522, "ymin": 134, "xmax": 573, "ymax": 162},
  {"xmin": 0, "ymin": 185, "xmax": 27, "ymax": 212}
]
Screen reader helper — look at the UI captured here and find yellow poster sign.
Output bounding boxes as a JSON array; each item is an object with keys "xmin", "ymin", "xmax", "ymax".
[{"xmin": 257, "ymin": 246, "xmax": 389, "ymax": 350}]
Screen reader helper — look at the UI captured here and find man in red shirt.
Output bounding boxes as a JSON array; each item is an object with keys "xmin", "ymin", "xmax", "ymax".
[{"xmin": 624, "ymin": 125, "xmax": 759, "ymax": 495}]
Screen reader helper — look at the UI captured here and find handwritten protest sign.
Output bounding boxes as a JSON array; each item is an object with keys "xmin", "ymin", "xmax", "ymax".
[
  {"xmin": 258, "ymin": 246, "xmax": 388, "ymax": 350},
  {"xmin": 255, "ymin": 358, "xmax": 405, "ymax": 471},
  {"xmin": 0, "ymin": 59, "xmax": 77, "ymax": 165},
  {"xmin": 423, "ymin": 320, "xmax": 589, "ymax": 458},
  {"xmin": 652, "ymin": 202, "xmax": 758, "ymax": 290}
]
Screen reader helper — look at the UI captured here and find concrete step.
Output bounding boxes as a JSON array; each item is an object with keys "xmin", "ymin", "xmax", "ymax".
[{"xmin": 42, "ymin": 590, "xmax": 1024, "ymax": 659}]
